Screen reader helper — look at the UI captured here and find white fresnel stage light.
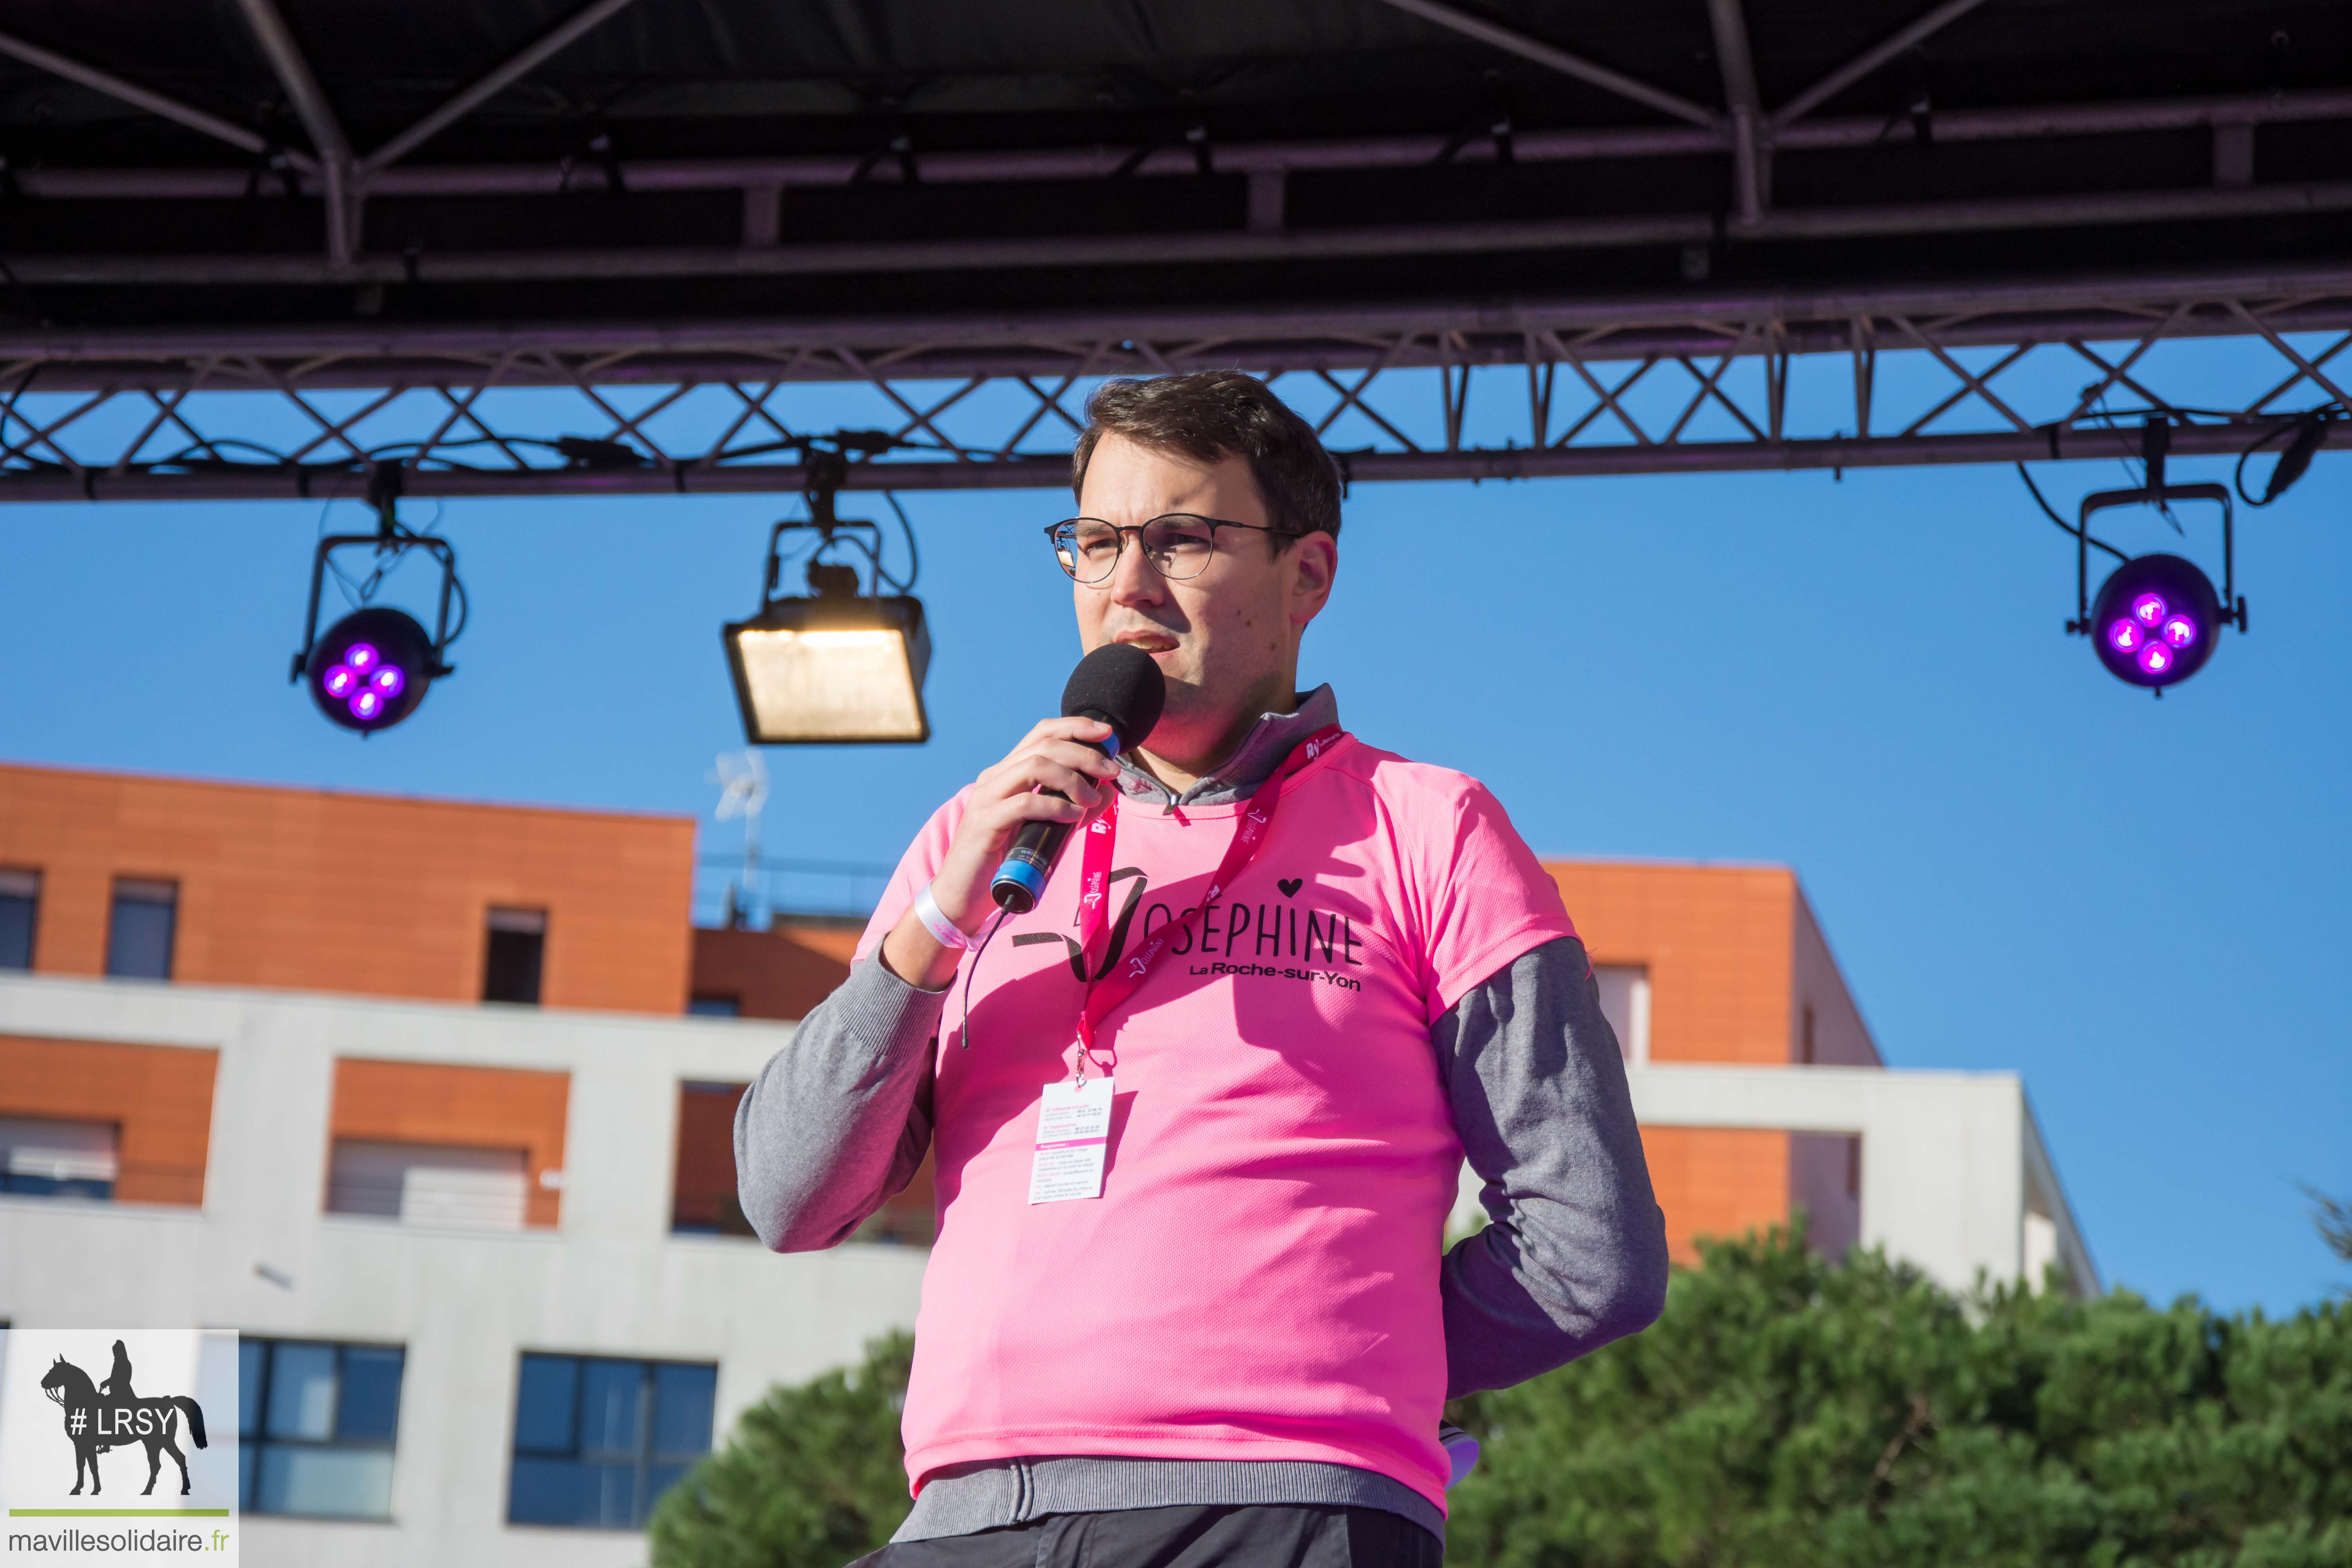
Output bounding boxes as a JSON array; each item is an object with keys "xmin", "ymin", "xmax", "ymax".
[
  {"xmin": 723, "ymin": 454, "xmax": 931, "ymax": 745},
  {"xmin": 724, "ymin": 591, "xmax": 932, "ymax": 744}
]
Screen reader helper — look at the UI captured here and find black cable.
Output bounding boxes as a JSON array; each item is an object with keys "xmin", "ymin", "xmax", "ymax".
[
  {"xmin": 2015, "ymin": 462, "xmax": 2130, "ymax": 564},
  {"xmin": 2235, "ymin": 414, "xmax": 2331, "ymax": 506},
  {"xmin": 442, "ymin": 571, "xmax": 470, "ymax": 647},
  {"xmin": 956, "ymin": 909, "xmax": 1007, "ymax": 1050},
  {"xmin": 880, "ymin": 490, "xmax": 920, "ymax": 593}
]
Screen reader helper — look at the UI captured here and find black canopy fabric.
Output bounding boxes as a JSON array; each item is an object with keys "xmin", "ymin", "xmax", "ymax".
[
  {"xmin": 0, "ymin": 0, "xmax": 2348, "ymax": 328},
  {"xmin": 4, "ymin": 0, "xmax": 2346, "ymax": 152}
]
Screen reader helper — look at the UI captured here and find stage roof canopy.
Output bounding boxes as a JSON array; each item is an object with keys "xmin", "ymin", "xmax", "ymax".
[
  {"xmin": 4, "ymin": 0, "xmax": 2349, "ymax": 321},
  {"xmin": 2, "ymin": 0, "xmax": 2349, "ymax": 497}
]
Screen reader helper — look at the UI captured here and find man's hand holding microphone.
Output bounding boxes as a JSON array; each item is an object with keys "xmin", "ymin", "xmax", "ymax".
[{"xmin": 882, "ymin": 643, "xmax": 1165, "ymax": 991}]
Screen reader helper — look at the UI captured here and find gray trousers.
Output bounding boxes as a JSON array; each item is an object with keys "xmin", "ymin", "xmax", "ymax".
[{"xmin": 852, "ymin": 1505, "xmax": 1443, "ymax": 1568}]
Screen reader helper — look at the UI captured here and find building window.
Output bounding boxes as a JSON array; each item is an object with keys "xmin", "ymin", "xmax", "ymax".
[
  {"xmin": 483, "ymin": 908, "xmax": 546, "ymax": 1005},
  {"xmin": 106, "ymin": 878, "xmax": 178, "ymax": 981},
  {"xmin": 1802, "ymin": 1002, "xmax": 1818, "ymax": 1064},
  {"xmin": 1593, "ymin": 964, "xmax": 1651, "ymax": 1064},
  {"xmin": 238, "ymin": 1338, "xmax": 405, "ymax": 1519},
  {"xmin": 507, "ymin": 1354, "xmax": 716, "ymax": 1529},
  {"xmin": 686, "ymin": 994, "xmax": 740, "ymax": 1018},
  {"xmin": 0, "ymin": 868, "xmax": 38, "ymax": 970},
  {"xmin": 0, "ymin": 1115, "xmax": 118, "ymax": 1200},
  {"xmin": 327, "ymin": 1139, "xmax": 528, "ymax": 1230}
]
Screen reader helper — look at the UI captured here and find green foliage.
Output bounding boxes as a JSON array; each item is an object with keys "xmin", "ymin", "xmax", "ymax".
[
  {"xmin": 2303, "ymin": 1184, "xmax": 2352, "ymax": 1269},
  {"xmin": 648, "ymin": 1331, "xmax": 915, "ymax": 1568},
  {"xmin": 649, "ymin": 1240, "xmax": 2352, "ymax": 1568},
  {"xmin": 1445, "ymin": 1224, "xmax": 2352, "ymax": 1568}
]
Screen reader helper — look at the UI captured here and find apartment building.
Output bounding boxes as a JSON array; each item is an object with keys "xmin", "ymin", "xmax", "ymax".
[
  {"xmin": 0, "ymin": 760, "xmax": 2091, "ymax": 1565},
  {"xmin": 1527, "ymin": 861, "xmax": 2094, "ymax": 1295}
]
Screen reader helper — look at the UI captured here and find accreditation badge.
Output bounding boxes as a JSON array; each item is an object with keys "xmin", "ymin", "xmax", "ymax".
[{"xmin": 1027, "ymin": 1076, "xmax": 1114, "ymax": 1203}]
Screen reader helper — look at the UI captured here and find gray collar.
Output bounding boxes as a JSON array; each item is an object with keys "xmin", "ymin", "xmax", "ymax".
[{"xmin": 1113, "ymin": 684, "xmax": 1341, "ymax": 809}]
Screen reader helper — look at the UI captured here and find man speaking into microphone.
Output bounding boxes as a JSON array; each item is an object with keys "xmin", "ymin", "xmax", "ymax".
[{"xmin": 737, "ymin": 370, "xmax": 1667, "ymax": 1568}]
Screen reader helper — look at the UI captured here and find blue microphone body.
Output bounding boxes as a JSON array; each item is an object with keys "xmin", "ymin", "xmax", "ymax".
[
  {"xmin": 988, "ymin": 731, "xmax": 1122, "ymax": 913},
  {"xmin": 989, "ymin": 644, "xmax": 1166, "ymax": 915}
]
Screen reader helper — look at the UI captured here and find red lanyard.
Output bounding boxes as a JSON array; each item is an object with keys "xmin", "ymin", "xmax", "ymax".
[{"xmin": 1072, "ymin": 725, "xmax": 1343, "ymax": 1056}]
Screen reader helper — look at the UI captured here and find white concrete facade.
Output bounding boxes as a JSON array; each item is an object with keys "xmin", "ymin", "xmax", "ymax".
[
  {"xmin": 1454, "ymin": 1063, "xmax": 2096, "ymax": 1299},
  {"xmin": 1626, "ymin": 1062, "xmax": 2098, "ymax": 1298},
  {"xmin": 0, "ymin": 972, "xmax": 926, "ymax": 1568}
]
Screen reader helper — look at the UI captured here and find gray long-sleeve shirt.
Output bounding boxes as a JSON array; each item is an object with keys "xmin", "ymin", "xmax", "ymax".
[{"xmin": 735, "ymin": 688, "xmax": 1668, "ymax": 1543}]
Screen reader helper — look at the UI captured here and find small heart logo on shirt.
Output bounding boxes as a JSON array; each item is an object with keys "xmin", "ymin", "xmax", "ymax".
[{"xmin": 1278, "ymin": 878, "xmax": 1303, "ymax": 898}]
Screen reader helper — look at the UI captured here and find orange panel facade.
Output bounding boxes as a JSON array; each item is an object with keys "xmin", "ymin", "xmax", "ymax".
[
  {"xmin": 0, "ymin": 1034, "xmax": 219, "ymax": 1206},
  {"xmin": 0, "ymin": 762, "xmax": 695, "ymax": 1013},
  {"xmin": 690, "ymin": 926, "xmax": 853, "ymax": 1022},
  {"xmin": 1637, "ymin": 1125, "xmax": 1791, "ymax": 1267},
  {"xmin": 1541, "ymin": 861, "xmax": 1880, "ymax": 1069},
  {"xmin": 329, "ymin": 1058, "xmax": 570, "ymax": 1228},
  {"xmin": 1544, "ymin": 860, "xmax": 1884, "ymax": 1263},
  {"xmin": 1543, "ymin": 861, "xmax": 1800, "ymax": 1065},
  {"xmin": 769, "ymin": 917, "xmax": 862, "ymax": 967}
]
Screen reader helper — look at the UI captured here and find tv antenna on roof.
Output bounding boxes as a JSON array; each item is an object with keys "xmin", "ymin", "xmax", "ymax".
[{"xmin": 710, "ymin": 749, "xmax": 769, "ymax": 928}]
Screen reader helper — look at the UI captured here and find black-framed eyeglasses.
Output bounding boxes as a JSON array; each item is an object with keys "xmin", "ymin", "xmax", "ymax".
[{"xmin": 1045, "ymin": 514, "xmax": 1300, "ymax": 585}]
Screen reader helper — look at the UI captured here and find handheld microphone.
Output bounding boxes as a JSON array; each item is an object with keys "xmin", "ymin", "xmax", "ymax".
[{"xmin": 990, "ymin": 642, "xmax": 1167, "ymax": 913}]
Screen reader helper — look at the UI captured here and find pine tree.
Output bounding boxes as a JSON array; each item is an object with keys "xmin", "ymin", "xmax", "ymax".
[
  {"xmin": 648, "ymin": 1331, "xmax": 914, "ymax": 1568},
  {"xmin": 1444, "ymin": 1224, "xmax": 2352, "ymax": 1568},
  {"xmin": 650, "ymin": 1238, "xmax": 2352, "ymax": 1568}
]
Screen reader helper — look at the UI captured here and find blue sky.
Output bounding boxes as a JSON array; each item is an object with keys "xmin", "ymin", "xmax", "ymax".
[{"xmin": 3, "ymin": 352, "xmax": 2346, "ymax": 1316}]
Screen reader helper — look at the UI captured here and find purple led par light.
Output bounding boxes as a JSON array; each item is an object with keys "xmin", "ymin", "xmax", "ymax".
[
  {"xmin": 2063, "ymin": 418, "xmax": 2247, "ymax": 693},
  {"xmin": 2087, "ymin": 554, "xmax": 2222, "ymax": 689},
  {"xmin": 289, "ymin": 466, "xmax": 462, "ymax": 734}
]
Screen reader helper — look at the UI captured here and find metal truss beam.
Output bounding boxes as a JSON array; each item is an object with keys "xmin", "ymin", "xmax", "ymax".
[
  {"xmin": 15, "ymin": 84, "xmax": 2352, "ymax": 204},
  {"xmin": 1369, "ymin": 0, "xmax": 1718, "ymax": 129},
  {"xmin": 4, "ymin": 263, "xmax": 2347, "ymax": 502},
  {"xmin": 1704, "ymin": 0, "xmax": 1768, "ymax": 226},
  {"xmin": 0, "ymin": 26, "xmax": 313, "ymax": 169},
  {"xmin": 359, "ymin": 0, "xmax": 644, "ymax": 177},
  {"xmin": 1771, "ymin": 0, "xmax": 1995, "ymax": 129},
  {"xmin": 231, "ymin": 0, "xmax": 358, "ymax": 263},
  {"xmin": 9, "ymin": 180, "xmax": 2352, "ymax": 287}
]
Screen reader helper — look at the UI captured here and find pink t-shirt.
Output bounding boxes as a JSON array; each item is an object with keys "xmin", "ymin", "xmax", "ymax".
[{"xmin": 854, "ymin": 734, "xmax": 1577, "ymax": 1517}]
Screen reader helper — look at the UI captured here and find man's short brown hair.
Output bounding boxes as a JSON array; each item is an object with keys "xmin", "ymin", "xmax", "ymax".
[{"xmin": 1071, "ymin": 370, "xmax": 1343, "ymax": 541}]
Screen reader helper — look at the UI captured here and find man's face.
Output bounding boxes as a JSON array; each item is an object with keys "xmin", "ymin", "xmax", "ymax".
[{"xmin": 1073, "ymin": 433, "xmax": 1335, "ymax": 761}]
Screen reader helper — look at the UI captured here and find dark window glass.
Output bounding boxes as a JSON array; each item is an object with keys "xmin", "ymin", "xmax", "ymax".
[
  {"xmin": 238, "ymin": 1339, "xmax": 266, "ymax": 1439},
  {"xmin": 238, "ymin": 1338, "xmax": 404, "ymax": 1519},
  {"xmin": 686, "ymin": 995, "xmax": 740, "ymax": 1018},
  {"xmin": 508, "ymin": 1354, "xmax": 717, "ymax": 1530},
  {"xmin": 651, "ymin": 1364, "xmax": 718, "ymax": 1458},
  {"xmin": 514, "ymin": 1354, "xmax": 578, "ymax": 1452},
  {"xmin": 337, "ymin": 1347, "xmax": 405, "ymax": 1441},
  {"xmin": 0, "ymin": 868, "xmax": 37, "ymax": 970},
  {"xmin": 264, "ymin": 1343, "xmax": 337, "ymax": 1441},
  {"xmin": 106, "ymin": 879, "xmax": 177, "ymax": 981},
  {"xmin": 484, "ymin": 908, "xmax": 546, "ymax": 1005},
  {"xmin": 578, "ymin": 1360, "xmax": 641, "ymax": 1456}
]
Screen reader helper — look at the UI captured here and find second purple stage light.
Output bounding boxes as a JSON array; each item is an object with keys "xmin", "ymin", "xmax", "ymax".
[{"xmin": 2088, "ymin": 555, "xmax": 2223, "ymax": 690}]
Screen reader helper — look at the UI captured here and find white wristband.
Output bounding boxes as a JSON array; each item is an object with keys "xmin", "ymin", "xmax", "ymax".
[{"xmin": 911, "ymin": 881, "xmax": 976, "ymax": 951}]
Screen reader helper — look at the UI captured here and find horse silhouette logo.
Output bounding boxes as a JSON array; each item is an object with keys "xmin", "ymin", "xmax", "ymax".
[{"xmin": 36, "ymin": 1340, "xmax": 209, "ymax": 1496}]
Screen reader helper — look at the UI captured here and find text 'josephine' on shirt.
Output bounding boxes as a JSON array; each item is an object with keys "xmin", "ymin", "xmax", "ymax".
[{"xmin": 854, "ymin": 734, "xmax": 1578, "ymax": 1517}]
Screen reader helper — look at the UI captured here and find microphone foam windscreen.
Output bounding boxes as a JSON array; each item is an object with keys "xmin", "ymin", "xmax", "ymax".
[{"xmin": 1062, "ymin": 642, "xmax": 1167, "ymax": 753}]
